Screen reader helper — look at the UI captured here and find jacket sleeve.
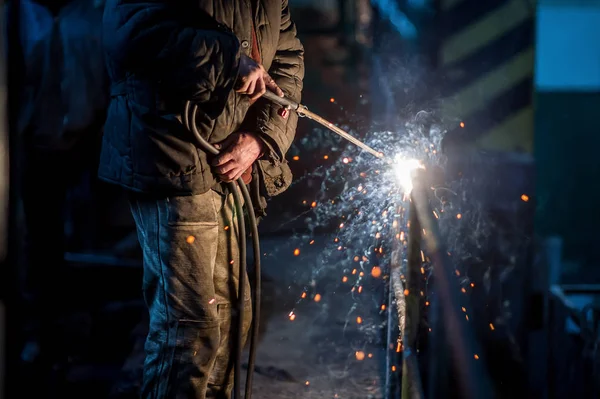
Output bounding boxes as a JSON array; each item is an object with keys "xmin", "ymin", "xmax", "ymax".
[
  {"xmin": 103, "ymin": 0, "xmax": 241, "ymax": 118},
  {"xmin": 252, "ymin": 0, "xmax": 304, "ymax": 164}
]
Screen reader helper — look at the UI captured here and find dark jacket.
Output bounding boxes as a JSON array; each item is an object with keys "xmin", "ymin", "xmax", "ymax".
[{"xmin": 98, "ymin": 0, "xmax": 304, "ymax": 198}]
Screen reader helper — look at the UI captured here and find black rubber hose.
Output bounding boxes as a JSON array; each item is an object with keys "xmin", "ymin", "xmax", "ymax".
[
  {"xmin": 184, "ymin": 101, "xmax": 261, "ymax": 399},
  {"xmin": 238, "ymin": 181, "xmax": 261, "ymax": 399}
]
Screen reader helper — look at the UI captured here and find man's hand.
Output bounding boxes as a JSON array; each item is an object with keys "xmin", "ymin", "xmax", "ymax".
[
  {"xmin": 236, "ymin": 54, "xmax": 284, "ymax": 101},
  {"xmin": 212, "ymin": 132, "xmax": 264, "ymax": 182}
]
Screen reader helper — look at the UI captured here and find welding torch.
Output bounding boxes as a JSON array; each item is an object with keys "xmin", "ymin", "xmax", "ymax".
[{"xmin": 262, "ymin": 91, "xmax": 386, "ymax": 160}]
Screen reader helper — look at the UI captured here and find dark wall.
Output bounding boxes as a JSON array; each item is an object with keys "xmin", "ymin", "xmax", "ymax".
[{"xmin": 534, "ymin": 91, "xmax": 600, "ymax": 277}]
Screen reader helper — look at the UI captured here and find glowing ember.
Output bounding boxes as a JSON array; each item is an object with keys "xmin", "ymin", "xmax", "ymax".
[
  {"xmin": 311, "ymin": 201, "xmax": 317, "ymax": 208},
  {"xmin": 209, "ymin": 298, "xmax": 216, "ymax": 305},
  {"xmin": 355, "ymin": 351, "xmax": 365, "ymax": 361},
  {"xmin": 356, "ymin": 316, "xmax": 363, "ymax": 324},
  {"xmin": 314, "ymin": 293, "xmax": 322, "ymax": 302},
  {"xmin": 521, "ymin": 194, "xmax": 529, "ymax": 202},
  {"xmin": 289, "ymin": 312, "xmax": 296, "ymax": 321},
  {"xmin": 342, "ymin": 157, "xmax": 349, "ymax": 164},
  {"xmin": 293, "ymin": 248, "xmax": 300, "ymax": 256},
  {"xmin": 460, "ymin": 121, "xmax": 465, "ymax": 128},
  {"xmin": 342, "ymin": 276, "xmax": 348, "ymax": 283},
  {"xmin": 186, "ymin": 235, "xmax": 195, "ymax": 244},
  {"xmin": 305, "ymin": 380, "xmax": 310, "ymax": 386},
  {"xmin": 301, "ymin": 292, "xmax": 307, "ymax": 299},
  {"xmin": 456, "ymin": 213, "xmax": 462, "ymax": 219},
  {"xmin": 474, "ymin": 354, "xmax": 479, "ymax": 360},
  {"xmin": 292, "ymin": 155, "xmax": 300, "ymax": 161},
  {"xmin": 489, "ymin": 323, "xmax": 495, "ymax": 331},
  {"xmin": 371, "ymin": 266, "xmax": 382, "ymax": 278}
]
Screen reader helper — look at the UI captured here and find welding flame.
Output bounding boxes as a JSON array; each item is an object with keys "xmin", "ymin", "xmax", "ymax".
[{"xmin": 392, "ymin": 155, "xmax": 424, "ymax": 193}]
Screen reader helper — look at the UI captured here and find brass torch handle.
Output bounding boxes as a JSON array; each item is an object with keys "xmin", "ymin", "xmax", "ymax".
[{"xmin": 261, "ymin": 90, "xmax": 300, "ymax": 110}]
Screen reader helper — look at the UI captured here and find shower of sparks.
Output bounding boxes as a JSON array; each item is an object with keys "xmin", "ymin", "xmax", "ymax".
[{"xmin": 263, "ymin": 107, "xmax": 521, "ymax": 392}]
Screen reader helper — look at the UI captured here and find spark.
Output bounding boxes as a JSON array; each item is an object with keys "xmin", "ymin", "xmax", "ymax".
[
  {"xmin": 392, "ymin": 156, "xmax": 424, "ymax": 193},
  {"xmin": 292, "ymin": 155, "xmax": 300, "ymax": 161},
  {"xmin": 355, "ymin": 351, "xmax": 365, "ymax": 361},
  {"xmin": 356, "ymin": 316, "xmax": 363, "ymax": 324},
  {"xmin": 460, "ymin": 121, "xmax": 465, "ymax": 128},
  {"xmin": 342, "ymin": 276, "xmax": 348, "ymax": 283},
  {"xmin": 224, "ymin": 225, "xmax": 229, "ymax": 230},
  {"xmin": 209, "ymin": 298, "xmax": 216, "ymax": 305},
  {"xmin": 323, "ymin": 155, "xmax": 329, "ymax": 160},
  {"xmin": 301, "ymin": 292, "xmax": 307, "ymax": 299},
  {"xmin": 289, "ymin": 312, "xmax": 296, "ymax": 321},
  {"xmin": 456, "ymin": 213, "xmax": 462, "ymax": 219},
  {"xmin": 489, "ymin": 323, "xmax": 495, "ymax": 331},
  {"xmin": 371, "ymin": 266, "xmax": 382, "ymax": 278},
  {"xmin": 404, "ymin": 289, "xmax": 410, "ymax": 296},
  {"xmin": 314, "ymin": 294, "xmax": 322, "ymax": 302},
  {"xmin": 474, "ymin": 354, "xmax": 479, "ymax": 360},
  {"xmin": 521, "ymin": 194, "xmax": 529, "ymax": 202},
  {"xmin": 293, "ymin": 248, "xmax": 300, "ymax": 256},
  {"xmin": 186, "ymin": 235, "xmax": 195, "ymax": 244},
  {"xmin": 311, "ymin": 201, "xmax": 317, "ymax": 208}
]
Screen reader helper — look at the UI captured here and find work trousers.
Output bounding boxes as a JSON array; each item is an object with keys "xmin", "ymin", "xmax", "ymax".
[{"xmin": 129, "ymin": 189, "xmax": 252, "ymax": 399}]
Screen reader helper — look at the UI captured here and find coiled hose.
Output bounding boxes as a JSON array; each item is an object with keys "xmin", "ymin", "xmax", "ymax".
[{"xmin": 184, "ymin": 101, "xmax": 261, "ymax": 399}]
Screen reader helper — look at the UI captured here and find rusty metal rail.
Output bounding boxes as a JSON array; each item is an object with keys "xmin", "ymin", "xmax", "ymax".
[{"xmin": 389, "ymin": 170, "xmax": 494, "ymax": 399}]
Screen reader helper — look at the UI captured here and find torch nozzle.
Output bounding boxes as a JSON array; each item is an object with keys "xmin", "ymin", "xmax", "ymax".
[{"xmin": 262, "ymin": 91, "xmax": 385, "ymax": 160}]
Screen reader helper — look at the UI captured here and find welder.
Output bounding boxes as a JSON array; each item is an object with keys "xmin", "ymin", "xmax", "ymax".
[{"xmin": 98, "ymin": 1, "xmax": 304, "ymax": 398}]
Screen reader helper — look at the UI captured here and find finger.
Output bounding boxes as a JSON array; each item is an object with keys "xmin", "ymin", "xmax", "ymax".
[
  {"xmin": 221, "ymin": 169, "xmax": 240, "ymax": 182},
  {"xmin": 236, "ymin": 77, "xmax": 251, "ymax": 93},
  {"xmin": 213, "ymin": 135, "xmax": 236, "ymax": 154},
  {"xmin": 246, "ymin": 79, "xmax": 257, "ymax": 97},
  {"xmin": 214, "ymin": 160, "xmax": 237, "ymax": 175},
  {"xmin": 212, "ymin": 151, "xmax": 234, "ymax": 166},
  {"xmin": 232, "ymin": 170, "xmax": 246, "ymax": 182},
  {"xmin": 250, "ymin": 77, "xmax": 266, "ymax": 101},
  {"xmin": 265, "ymin": 74, "xmax": 284, "ymax": 97}
]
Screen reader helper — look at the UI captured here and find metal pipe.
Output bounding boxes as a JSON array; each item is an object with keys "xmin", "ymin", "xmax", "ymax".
[
  {"xmin": 401, "ymin": 199, "xmax": 425, "ymax": 399},
  {"xmin": 410, "ymin": 170, "xmax": 493, "ymax": 399}
]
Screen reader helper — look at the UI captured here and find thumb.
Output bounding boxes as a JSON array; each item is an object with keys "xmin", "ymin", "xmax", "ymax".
[
  {"xmin": 214, "ymin": 135, "xmax": 236, "ymax": 152},
  {"xmin": 264, "ymin": 73, "xmax": 284, "ymax": 97}
]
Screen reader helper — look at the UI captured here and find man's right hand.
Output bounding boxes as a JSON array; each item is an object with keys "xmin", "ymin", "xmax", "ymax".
[{"xmin": 236, "ymin": 54, "xmax": 284, "ymax": 101}]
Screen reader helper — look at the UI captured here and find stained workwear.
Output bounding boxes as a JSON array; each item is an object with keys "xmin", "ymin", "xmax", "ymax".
[
  {"xmin": 99, "ymin": 1, "xmax": 304, "ymax": 398},
  {"xmin": 129, "ymin": 191, "xmax": 252, "ymax": 398},
  {"xmin": 98, "ymin": 0, "xmax": 305, "ymax": 199}
]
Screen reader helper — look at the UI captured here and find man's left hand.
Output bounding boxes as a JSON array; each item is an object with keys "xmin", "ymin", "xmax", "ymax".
[{"xmin": 212, "ymin": 132, "xmax": 264, "ymax": 182}]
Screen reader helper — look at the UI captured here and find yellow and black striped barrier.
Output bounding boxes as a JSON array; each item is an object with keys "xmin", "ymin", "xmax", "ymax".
[{"xmin": 439, "ymin": 0, "xmax": 535, "ymax": 153}]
